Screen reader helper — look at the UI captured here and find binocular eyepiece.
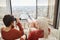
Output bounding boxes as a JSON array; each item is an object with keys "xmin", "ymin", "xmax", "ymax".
[{"xmin": 14, "ymin": 18, "xmax": 21, "ymax": 21}]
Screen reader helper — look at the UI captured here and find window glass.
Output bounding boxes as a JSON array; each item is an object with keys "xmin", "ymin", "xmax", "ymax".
[
  {"xmin": 11, "ymin": 0, "xmax": 56, "ymax": 28},
  {"xmin": 37, "ymin": 0, "xmax": 55, "ymax": 25},
  {"xmin": 11, "ymin": 0, "xmax": 36, "ymax": 19},
  {"xmin": 0, "ymin": 0, "xmax": 10, "ymax": 27}
]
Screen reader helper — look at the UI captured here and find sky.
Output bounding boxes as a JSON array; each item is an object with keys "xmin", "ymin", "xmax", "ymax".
[
  {"xmin": 11, "ymin": 0, "xmax": 36, "ymax": 6},
  {"xmin": 38, "ymin": 0, "xmax": 48, "ymax": 6},
  {"xmin": 0, "ymin": 0, "xmax": 48, "ymax": 7},
  {"xmin": 11, "ymin": 0, "xmax": 48, "ymax": 7},
  {"xmin": 0, "ymin": 0, "xmax": 6, "ymax": 7}
]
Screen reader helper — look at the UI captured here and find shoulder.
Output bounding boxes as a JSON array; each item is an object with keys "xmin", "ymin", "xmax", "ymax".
[
  {"xmin": 1, "ymin": 27, "xmax": 5, "ymax": 31},
  {"xmin": 30, "ymin": 30, "xmax": 44, "ymax": 35},
  {"xmin": 29, "ymin": 30, "xmax": 36, "ymax": 37},
  {"xmin": 11, "ymin": 28, "xmax": 22, "ymax": 34},
  {"xmin": 11, "ymin": 28, "xmax": 19, "ymax": 32},
  {"xmin": 37, "ymin": 30, "xmax": 44, "ymax": 33},
  {"xmin": 31, "ymin": 30, "xmax": 44, "ymax": 33}
]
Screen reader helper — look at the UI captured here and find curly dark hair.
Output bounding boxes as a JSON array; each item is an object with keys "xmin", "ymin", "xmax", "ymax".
[{"xmin": 3, "ymin": 15, "xmax": 15, "ymax": 27}]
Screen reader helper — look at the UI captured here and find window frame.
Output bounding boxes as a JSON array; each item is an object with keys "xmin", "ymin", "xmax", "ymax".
[{"xmin": 53, "ymin": 0, "xmax": 59, "ymax": 29}]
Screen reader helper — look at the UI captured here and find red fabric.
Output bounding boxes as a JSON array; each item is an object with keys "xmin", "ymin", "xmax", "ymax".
[
  {"xmin": 28, "ymin": 28, "xmax": 50, "ymax": 40},
  {"xmin": 1, "ymin": 23, "xmax": 24, "ymax": 40}
]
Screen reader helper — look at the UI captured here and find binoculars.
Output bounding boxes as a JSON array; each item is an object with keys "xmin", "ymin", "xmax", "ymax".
[{"xmin": 14, "ymin": 18, "xmax": 21, "ymax": 21}]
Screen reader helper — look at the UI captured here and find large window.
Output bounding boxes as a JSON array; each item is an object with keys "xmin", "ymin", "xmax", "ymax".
[
  {"xmin": 0, "ymin": 0, "xmax": 56, "ymax": 28},
  {"xmin": 11, "ymin": 0, "xmax": 56, "ymax": 27}
]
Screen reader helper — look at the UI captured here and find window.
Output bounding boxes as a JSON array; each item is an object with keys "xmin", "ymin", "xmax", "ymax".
[
  {"xmin": 11, "ymin": 0, "xmax": 56, "ymax": 27},
  {"xmin": 0, "ymin": 0, "xmax": 7, "ymax": 19},
  {"xmin": 37, "ymin": 0, "xmax": 55, "ymax": 25},
  {"xmin": 11, "ymin": 0, "xmax": 36, "ymax": 19},
  {"xmin": 0, "ymin": 0, "xmax": 56, "ymax": 28},
  {"xmin": 11, "ymin": 0, "xmax": 36, "ymax": 28},
  {"xmin": 0, "ymin": 0, "xmax": 10, "ymax": 27},
  {"xmin": 37, "ymin": 0, "xmax": 48, "ymax": 17}
]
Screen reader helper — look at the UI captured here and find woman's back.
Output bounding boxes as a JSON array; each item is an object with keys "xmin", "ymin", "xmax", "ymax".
[
  {"xmin": 28, "ymin": 28, "xmax": 50, "ymax": 40},
  {"xmin": 1, "ymin": 15, "xmax": 24, "ymax": 40},
  {"xmin": 1, "ymin": 22, "xmax": 24, "ymax": 40},
  {"xmin": 1, "ymin": 28, "xmax": 20, "ymax": 40}
]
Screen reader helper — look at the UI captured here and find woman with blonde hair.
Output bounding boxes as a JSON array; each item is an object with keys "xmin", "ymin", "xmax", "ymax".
[{"xmin": 28, "ymin": 17, "xmax": 50, "ymax": 40}]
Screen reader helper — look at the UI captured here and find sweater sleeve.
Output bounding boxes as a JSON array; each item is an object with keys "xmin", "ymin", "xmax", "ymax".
[
  {"xmin": 17, "ymin": 22, "xmax": 23, "ymax": 31},
  {"xmin": 17, "ymin": 22, "xmax": 24, "ymax": 35}
]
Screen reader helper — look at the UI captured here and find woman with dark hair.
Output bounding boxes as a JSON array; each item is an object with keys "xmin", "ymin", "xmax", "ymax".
[{"xmin": 1, "ymin": 15, "xmax": 24, "ymax": 40}]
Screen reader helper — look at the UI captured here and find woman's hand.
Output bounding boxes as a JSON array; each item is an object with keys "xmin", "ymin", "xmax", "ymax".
[
  {"xmin": 16, "ymin": 18, "xmax": 20, "ymax": 23},
  {"xmin": 16, "ymin": 18, "xmax": 22, "ymax": 26}
]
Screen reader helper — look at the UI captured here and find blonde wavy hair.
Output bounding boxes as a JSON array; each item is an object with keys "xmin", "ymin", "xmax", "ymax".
[{"xmin": 36, "ymin": 17, "xmax": 49, "ymax": 38}]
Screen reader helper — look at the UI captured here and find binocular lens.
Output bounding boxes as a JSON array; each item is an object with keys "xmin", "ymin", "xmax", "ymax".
[{"xmin": 14, "ymin": 18, "xmax": 21, "ymax": 21}]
